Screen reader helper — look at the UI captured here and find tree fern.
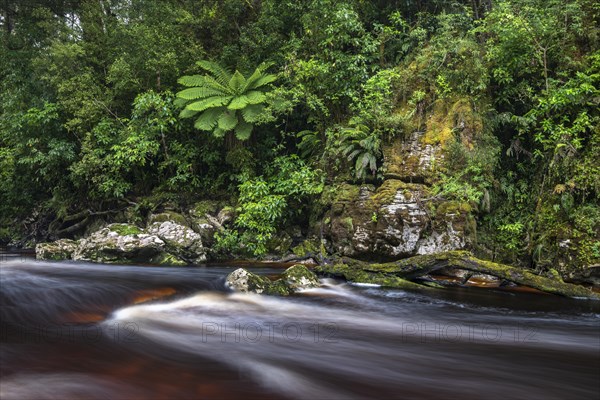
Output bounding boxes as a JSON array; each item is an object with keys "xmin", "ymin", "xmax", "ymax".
[{"xmin": 176, "ymin": 61, "xmax": 276, "ymax": 141}]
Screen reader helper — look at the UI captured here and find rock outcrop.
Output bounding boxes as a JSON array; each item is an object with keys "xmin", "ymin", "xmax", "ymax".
[
  {"xmin": 316, "ymin": 251, "xmax": 599, "ymax": 299},
  {"xmin": 322, "ymin": 180, "xmax": 474, "ymax": 259},
  {"xmin": 225, "ymin": 265, "xmax": 320, "ymax": 295},
  {"xmin": 147, "ymin": 221, "xmax": 206, "ymax": 264},
  {"xmin": 72, "ymin": 224, "xmax": 166, "ymax": 263}
]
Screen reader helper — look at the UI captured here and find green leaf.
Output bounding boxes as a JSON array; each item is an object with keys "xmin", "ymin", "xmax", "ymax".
[
  {"xmin": 228, "ymin": 95, "xmax": 250, "ymax": 110},
  {"xmin": 186, "ymin": 96, "xmax": 232, "ymax": 112},
  {"xmin": 194, "ymin": 108, "xmax": 223, "ymax": 131},
  {"xmin": 229, "ymin": 71, "xmax": 246, "ymax": 92},
  {"xmin": 178, "ymin": 75, "xmax": 206, "ymax": 87},
  {"xmin": 217, "ymin": 111, "xmax": 238, "ymax": 131},
  {"xmin": 246, "ymin": 91, "xmax": 267, "ymax": 104},
  {"xmin": 180, "ymin": 108, "xmax": 198, "ymax": 119},
  {"xmin": 235, "ymin": 120, "xmax": 253, "ymax": 140},
  {"xmin": 241, "ymin": 104, "xmax": 265, "ymax": 123},
  {"xmin": 196, "ymin": 61, "xmax": 232, "ymax": 86},
  {"xmin": 248, "ymin": 74, "xmax": 277, "ymax": 90},
  {"xmin": 177, "ymin": 86, "xmax": 225, "ymax": 100},
  {"xmin": 213, "ymin": 127, "xmax": 226, "ymax": 138}
]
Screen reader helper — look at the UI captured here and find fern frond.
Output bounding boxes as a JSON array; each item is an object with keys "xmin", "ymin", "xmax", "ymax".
[
  {"xmin": 235, "ymin": 120, "xmax": 253, "ymax": 140},
  {"xmin": 196, "ymin": 60, "xmax": 232, "ymax": 86},
  {"xmin": 217, "ymin": 110, "xmax": 238, "ymax": 131},
  {"xmin": 178, "ymin": 75, "xmax": 206, "ymax": 87},
  {"xmin": 227, "ymin": 95, "xmax": 250, "ymax": 110},
  {"xmin": 248, "ymin": 74, "xmax": 277, "ymax": 90},
  {"xmin": 180, "ymin": 107, "xmax": 198, "ymax": 119},
  {"xmin": 229, "ymin": 71, "xmax": 246, "ymax": 92},
  {"xmin": 177, "ymin": 86, "xmax": 226, "ymax": 100},
  {"xmin": 241, "ymin": 104, "xmax": 264, "ymax": 123},
  {"xmin": 194, "ymin": 107, "xmax": 223, "ymax": 131},
  {"xmin": 246, "ymin": 90, "xmax": 267, "ymax": 104},
  {"xmin": 186, "ymin": 96, "xmax": 232, "ymax": 112}
]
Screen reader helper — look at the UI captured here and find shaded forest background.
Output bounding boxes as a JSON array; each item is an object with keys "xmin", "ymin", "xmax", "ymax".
[{"xmin": 1, "ymin": 0, "xmax": 598, "ymax": 271}]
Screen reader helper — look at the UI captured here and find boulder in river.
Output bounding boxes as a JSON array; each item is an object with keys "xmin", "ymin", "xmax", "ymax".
[
  {"xmin": 35, "ymin": 239, "xmax": 78, "ymax": 260},
  {"xmin": 225, "ymin": 265, "xmax": 320, "ymax": 295},
  {"xmin": 147, "ymin": 221, "xmax": 206, "ymax": 264}
]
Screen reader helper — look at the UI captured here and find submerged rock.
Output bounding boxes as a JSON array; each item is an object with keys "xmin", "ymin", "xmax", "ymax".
[
  {"xmin": 225, "ymin": 265, "xmax": 320, "ymax": 295},
  {"xmin": 35, "ymin": 239, "xmax": 78, "ymax": 261}
]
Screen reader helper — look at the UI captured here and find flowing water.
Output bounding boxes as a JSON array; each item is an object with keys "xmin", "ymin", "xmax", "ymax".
[{"xmin": 1, "ymin": 257, "xmax": 599, "ymax": 400}]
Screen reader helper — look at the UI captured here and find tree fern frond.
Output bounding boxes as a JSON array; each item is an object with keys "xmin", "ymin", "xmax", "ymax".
[
  {"xmin": 248, "ymin": 74, "xmax": 277, "ymax": 90},
  {"xmin": 227, "ymin": 95, "xmax": 250, "ymax": 110},
  {"xmin": 348, "ymin": 149, "xmax": 362, "ymax": 161},
  {"xmin": 213, "ymin": 127, "xmax": 226, "ymax": 138},
  {"xmin": 177, "ymin": 86, "xmax": 226, "ymax": 100},
  {"xmin": 229, "ymin": 71, "xmax": 246, "ymax": 92},
  {"xmin": 178, "ymin": 75, "xmax": 206, "ymax": 87},
  {"xmin": 235, "ymin": 120, "xmax": 253, "ymax": 140},
  {"xmin": 241, "ymin": 104, "xmax": 264, "ymax": 123},
  {"xmin": 217, "ymin": 110, "xmax": 238, "ymax": 131},
  {"xmin": 246, "ymin": 90, "xmax": 267, "ymax": 104},
  {"xmin": 194, "ymin": 107, "xmax": 223, "ymax": 131},
  {"xmin": 173, "ymin": 97, "xmax": 189, "ymax": 108},
  {"xmin": 180, "ymin": 107, "xmax": 198, "ymax": 119},
  {"xmin": 196, "ymin": 60, "xmax": 232, "ymax": 86},
  {"xmin": 186, "ymin": 96, "xmax": 232, "ymax": 112},
  {"xmin": 200, "ymin": 75, "xmax": 234, "ymax": 95}
]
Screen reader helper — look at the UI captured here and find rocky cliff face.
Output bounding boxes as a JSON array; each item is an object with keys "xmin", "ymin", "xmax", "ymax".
[{"xmin": 322, "ymin": 180, "xmax": 474, "ymax": 259}]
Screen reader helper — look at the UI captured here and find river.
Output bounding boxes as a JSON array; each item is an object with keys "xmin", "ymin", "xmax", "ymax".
[{"xmin": 1, "ymin": 257, "xmax": 599, "ymax": 399}]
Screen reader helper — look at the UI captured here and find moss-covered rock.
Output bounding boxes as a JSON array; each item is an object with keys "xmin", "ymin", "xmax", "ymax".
[
  {"xmin": 72, "ymin": 223, "xmax": 165, "ymax": 264},
  {"xmin": 147, "ymin": 221, "xmax": 206, "ymax": 264},
  {"xmin": 35, "ymin": 239, "xmax": 79, "ymax": 261},
  {"xmin": 225, "ymin": 265, "xmax": 320, "ymax": 296},
  {"xmin": 225, "ymin": 268, "xmax": 272, "ymax": 294},
  {"xmin": 281, "ymin": 265, "xmax": 320, "ymax": 291},
  {"xmin": 325, "ymin": 251, "xmax": 599, "ymax": 299},
  {"xmin": 150, "ymin": 252, "xmax": 187, "ymax": 266},
  {"xmin": 323, "ymin": 180, "xmax": 471, "ymax": 258}
]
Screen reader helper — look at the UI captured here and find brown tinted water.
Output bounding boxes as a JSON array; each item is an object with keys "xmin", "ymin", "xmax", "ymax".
[{"xmin": 1, "ymin": 258, "xmax": 599, "ymax": 399}]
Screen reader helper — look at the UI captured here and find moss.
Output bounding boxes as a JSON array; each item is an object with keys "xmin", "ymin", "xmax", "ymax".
[
  {"xmin": 321, "ymin": 251, "xmax": 599, "ymax": 299},
  {"xmin": 341, "ymin": 217, "xmax": 354, "ymax": 232},
  {"xmin": 437, "ymin": 201, "xmax": 472, "ymax": 215},
  {"xmin": 150, "ymin": 252, "xmax": 187, "ymax": 266},
  {"xmin": 368, "ymin": 180, "xmax": 427, "ymax": 209},
  {"xmin": 292, "ymin": 239, "xmax": 321, "ymax": 257},
  {"xmin": 315, "ymin": 262, "xmax": 427, "ymax": 290},
  {"xmin": 149, "ymin": 212, "xmax": 189, "ymax": 227},
  {"xmin": 191, "ymin": 200, "xmax": 222, "ymax": 217},
  {"xmin": 110, "ymin": 223, "xmax": 143, "ymax": 236}
]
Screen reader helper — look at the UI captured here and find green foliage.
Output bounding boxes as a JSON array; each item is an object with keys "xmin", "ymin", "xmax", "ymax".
[
  {"xmin": 225, "ymin": 156, "xmax": 324, "ymax": 256},
  {"xmin": 341, "ymin": 123, "xmax": 383, "ymax": 181},
  {"xmin": 176, "ymin": 61, "xmax": 276, "ymax": 140}
]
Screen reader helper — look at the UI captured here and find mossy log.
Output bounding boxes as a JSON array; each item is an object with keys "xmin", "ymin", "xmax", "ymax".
[{"xmin": 318, "ymin": 251, "xmax": 599, "ymax": 299}]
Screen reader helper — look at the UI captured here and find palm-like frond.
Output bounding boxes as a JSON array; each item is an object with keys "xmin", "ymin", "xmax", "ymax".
[
  {"xmin": 177, "ymin": 86, "xmax": 227, "ymax": 100},
  {"xmin": 194, "ymin": 107, "xmax": 224, "ymax": 131},
  {"xmin": 186, "ymin": 96, "xmax": 232, "ymax": 112},
  {"xmin": 177, "ymin": 60, "xmax": 277, "ymax": 141},
  {"xmin": 217, "ymin": 111, "xmax": 238, "ymax": 131},
  {"xmin": 241, "ymin": 104, "xmax": 265, "ymax": 123},
  {"xmin": 235, "ymin": 120, "xmax": 253, "ymax": 140},
  {"xmin": 196, "ymin": 60, "xmax": 232, "ymax": 86}
]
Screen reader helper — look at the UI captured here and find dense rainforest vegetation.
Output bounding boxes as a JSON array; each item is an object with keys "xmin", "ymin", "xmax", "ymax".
[{"xmin": 1, "ymin": 0, "xmax": 599, "ymax": 275}]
